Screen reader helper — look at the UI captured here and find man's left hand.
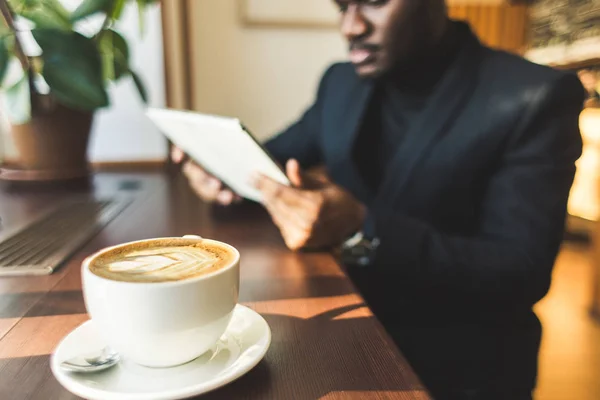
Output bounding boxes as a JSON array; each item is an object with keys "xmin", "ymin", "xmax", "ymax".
[{"xmin": 252, "ymin": 159, "xmax": 366, "ymax": 251}]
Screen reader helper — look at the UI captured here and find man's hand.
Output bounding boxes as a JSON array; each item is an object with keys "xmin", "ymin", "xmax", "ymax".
[
  {"xmin": 171, "ymin": 147, "xmax": 242, "ymax": 206},
  {"xmin": 252, "ymin": 159, "xmax": 366, "ymax": 251}
]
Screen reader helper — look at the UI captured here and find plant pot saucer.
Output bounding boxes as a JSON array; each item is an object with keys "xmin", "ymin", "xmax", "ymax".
[{"xmin": 0, "ymin": 165, "xmax": 90, "ymax": 182}]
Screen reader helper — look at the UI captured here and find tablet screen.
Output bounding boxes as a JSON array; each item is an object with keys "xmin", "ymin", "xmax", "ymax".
[{"xmin": 146, "ymin": 108, "xmax": 290, "ymax": 203}]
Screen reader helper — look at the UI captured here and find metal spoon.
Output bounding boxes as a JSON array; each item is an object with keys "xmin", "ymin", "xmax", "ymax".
[{"xmin": 60, "ymin": 347, "xmax": 120, "ymax": 373}]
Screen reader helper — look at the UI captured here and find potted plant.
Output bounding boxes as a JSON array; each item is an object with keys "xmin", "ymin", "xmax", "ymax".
[{"xmin": 0, "ymin": 0, "xmax": 153, "ymax": 180}]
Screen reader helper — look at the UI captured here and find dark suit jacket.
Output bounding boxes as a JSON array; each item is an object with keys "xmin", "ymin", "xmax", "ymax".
[{"xmin": 264, "ymin": 23, "xmax": 585, "ymax": 397}]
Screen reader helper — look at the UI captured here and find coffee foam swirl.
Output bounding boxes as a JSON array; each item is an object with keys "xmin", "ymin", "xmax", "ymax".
[{"xmin": 90, "ymin": 241, "xmax": 234, "ymax": 283}]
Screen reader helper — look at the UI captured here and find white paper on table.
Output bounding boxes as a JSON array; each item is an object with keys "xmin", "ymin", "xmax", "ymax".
[{"xmin": 146, "ymin": 108, "xmax": 290, "ymax": 203}]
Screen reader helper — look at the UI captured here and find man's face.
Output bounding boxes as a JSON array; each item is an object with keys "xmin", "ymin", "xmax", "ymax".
[{"xmin": 334, "ymin": 0, "xmax": 443, "ymax": 79}]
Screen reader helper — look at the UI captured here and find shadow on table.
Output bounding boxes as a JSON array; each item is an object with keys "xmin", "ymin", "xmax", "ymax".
[
  {"xmin": 1, "ymin": 305, "xmax": 425, "ymax": 399},
  {"xmin": 202, "ymin": 304, "xmax": 425, "ymax": 399},
  {"xmin": 0, "ymin": 354, "xmax": 80, "ymax": 400},
  {"xmin": 2, "ymin": 275, "xmax": 357, "ymax": 318},
  {"xmin": 240, "ymin": 276, "xmax": 356, "ymax": 302}
]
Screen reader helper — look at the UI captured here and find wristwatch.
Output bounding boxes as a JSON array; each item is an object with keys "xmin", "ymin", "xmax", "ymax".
[{"xmin": 340, "ymin": 231, "xmax": 380, "ymax": 268}]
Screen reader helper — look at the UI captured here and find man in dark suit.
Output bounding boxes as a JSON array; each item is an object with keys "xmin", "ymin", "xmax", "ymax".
[{"xmin": 174, "ymin": 0, "xmax": 585, "ymax": 398}]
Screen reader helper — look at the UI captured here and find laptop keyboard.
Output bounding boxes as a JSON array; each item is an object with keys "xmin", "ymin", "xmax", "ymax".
[{"xmin": 0, "ymin": 198, "xmax": 129, "ymax": 276}]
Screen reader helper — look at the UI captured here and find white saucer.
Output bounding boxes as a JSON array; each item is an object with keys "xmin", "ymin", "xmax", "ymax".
[{"xmin": 50, "ymin": 305, "xmax": 271, "ymax": 400}]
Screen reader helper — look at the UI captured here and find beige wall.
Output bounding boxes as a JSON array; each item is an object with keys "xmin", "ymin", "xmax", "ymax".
[{"xmin": 187, "ymin": 1, "xmax": 346, "ymax": 141}]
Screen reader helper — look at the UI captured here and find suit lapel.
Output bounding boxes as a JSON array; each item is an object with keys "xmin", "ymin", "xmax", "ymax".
[
  {"xmin": 376, "ymin": 27, "xmax": 484, "ymax": 206},
  {"xmin": 333, "ymin": 78, "xmax": 374, "ymax": 202},
  {"xmin": 338, "ymin": 79, "xmax": 374, "ymax": 161}
]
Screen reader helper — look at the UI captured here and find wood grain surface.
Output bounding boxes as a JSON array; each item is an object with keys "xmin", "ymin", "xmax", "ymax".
[{"xmin": 0, "ymin": 171, "xmax": 430, "ymax": 399}]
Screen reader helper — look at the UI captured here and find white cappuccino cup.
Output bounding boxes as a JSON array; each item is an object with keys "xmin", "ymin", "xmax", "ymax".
[{"xmin": 81, "ymin": 236, "xmax": 240, "ymax": 368}]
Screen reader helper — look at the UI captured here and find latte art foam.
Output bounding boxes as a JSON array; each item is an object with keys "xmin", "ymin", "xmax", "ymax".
[
  {"xmin": 89, "ymin": 239, "xmax": 235, "ymax": 283},
  {"xmin": 107, "ymin": 246, "xmax": 219, "ymax": 277}
]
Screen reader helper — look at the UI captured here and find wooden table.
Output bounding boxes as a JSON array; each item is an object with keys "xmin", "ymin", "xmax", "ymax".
[{"xmin": 0, "ymin": 170, "xmax": 429, "ymax": 399}]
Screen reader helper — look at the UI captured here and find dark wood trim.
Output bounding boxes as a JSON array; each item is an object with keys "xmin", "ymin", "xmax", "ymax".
[
  {"xmin": 1, "ymin": 157, "xmax": 19, "ymax": 165},
  {"xmin": 159, "ymin": 0, "xmax": 193, "ymax": 165},
  {"xmin": 3, "ymin": 158, "xmax": 169, "ymax": 173},
  {"xmin": 182, "ymin": 0, "xmax": 194, "ymax": 110},
  {"xmin": 159, "ymin": 0, "xmax": 174, "ymax": 109},
  {"xmin": 593, "ymin": 264, "xmax": 600, "ymax": 322},
  {"xmin": 158, "ymin": 0, "xmax": 173, "ymax": 166},
  {"xmin": 591, "ymin": 307, "xmax": 600, "ymax": 323},
  {"xmin": 550, "ymin": 58, "xmax": 600, "ymax": 71},
  {"xmin": 158, "ymin": 0, "xmax": 193, "ymax": 110},
  {"xmin": 91, "ymin": 160, "xmax": 167, "ymax": 171}
]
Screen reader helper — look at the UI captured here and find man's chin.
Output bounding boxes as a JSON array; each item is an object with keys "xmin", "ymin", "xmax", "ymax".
[{"xmin": 353, "ymin": 62, "xmax": 384, "ymax": 79}]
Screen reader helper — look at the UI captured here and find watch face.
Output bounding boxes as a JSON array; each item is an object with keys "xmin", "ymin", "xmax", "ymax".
[{"xmin": 340, "ymin": 237, "xmax": 379, "ymax": 268}]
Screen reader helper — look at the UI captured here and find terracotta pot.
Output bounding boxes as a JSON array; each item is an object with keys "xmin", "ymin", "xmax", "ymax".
[{"xmin": 10, "ymin": 103, "xmax": 93, "ymax": 177}]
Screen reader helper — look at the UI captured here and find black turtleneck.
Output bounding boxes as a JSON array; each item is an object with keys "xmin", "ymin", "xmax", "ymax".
[{"xmin": 353, "ymin": 21, "xmax": 466, "ymax": 198}]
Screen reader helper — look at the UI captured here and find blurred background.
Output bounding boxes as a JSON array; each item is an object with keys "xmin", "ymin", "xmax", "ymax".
[{"xmin": 0, "ymin": 1, "xmax": 599, "ymax": 399}]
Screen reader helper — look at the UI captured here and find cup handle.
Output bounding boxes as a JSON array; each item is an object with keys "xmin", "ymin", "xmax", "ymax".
[{"xmin": 183, "ymin": 235, "xmax": 203, "ymax": 239}]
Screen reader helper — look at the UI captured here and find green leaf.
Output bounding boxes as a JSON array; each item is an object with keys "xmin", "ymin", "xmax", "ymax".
[
  {"xmin": 110, "ymin": 0, "xmax": 126, "ymax": 20},
  {"xmin": 133, "ymin": 0, "xmax": 158, "ymax": 35},
  {"xmin": 42, "ymin": 55, "xmax": 109, "ymax": 110},
  {"xmin": 41, "ymin": 0, "xmax": 70, "ymax": 21},
  {"xmin": 0, "ymin": 37, "xmax": 9, "ymax": 86},
  {"xmin": 8, "ymin": 0, "xmax": 72, "ymax": 30},
  {"xmin": 70, "ymin": 0, "xmax": 113, "ymax": 21},
  {"xmin": 0, "ymin": 17, "xmax": 9, "ymax": 37},
  {"xmin": 1, "ymin": 72, "xmax": 31, "ymax": 124},
  {"xmin": 21, "ymin": 10, "xmax": 70, "ymax": 29},
  {"xmin": 33, "ymin": 29, "xmax": 101, "ymax": 74},
  {"xmin": 130, "ymin": 69, "xmax": 147, "ymax": 104},
  {"xmin": 136, "ymin": 0, "xmax": 146, "ymax": 35},
  {"xmin": 32, "ymin": 29, "xmax": 108, "ymax": 110},
  {"xmin": 99, "ymin": 29, "xmax": 129, "ymax": 81}
]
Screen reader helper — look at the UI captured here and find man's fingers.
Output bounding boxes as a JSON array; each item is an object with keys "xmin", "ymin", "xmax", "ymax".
[
  {"xmin": 264, "ymin": 195, "xmax": 313, "ymax": 231},
  {"xmin": 262, "ymin": 201, "xmax": 307, "ymax": 250},
  {"xmin": 286, "ymin": 159, "xmax": 304, "ymax": 187},
  {"xmin": 254, "ymin": 173, "xmax": 313, "ymax": 208},
  {"xmin": 217, "ymin": 190, "xmax": 235, "ymax": 206},
  {"xmin": 183, "ymin": 161, "xmax": 216, "ymax": 188},
  {"xmin": 253, "ymin": 171, "xmax": 325, "ymax": 250},
  {"xmin": 178, "ymin": 156, "xmax": 241, "ymax": 206},
  {"xmin": 252, "ymin": 173, "xmax": 283, "ymax": 199},
  {"xmin": 261, "ymin": 199, "xmax": 285, "ymax": 229},
  {"xmin": 205, "ymin": 176, "xmax": 221, "ymax": 191},
  {"xmin": 254, "ymin": 173, "xmax": 320, "ymax": 224},
  {"xmin": 183, "ymin": 161, "xmax": 224, "ymax": 201},
  {"xmin": 182, "ymin": 160, "xmax": 201, "ymax": 178},
  {"xmin": 171, "ymin": 146, "xmax": 185, "ymax": 164},
  {"xmin": 189, "ymin": 179, "xmax": 220, "ymax": 201}
]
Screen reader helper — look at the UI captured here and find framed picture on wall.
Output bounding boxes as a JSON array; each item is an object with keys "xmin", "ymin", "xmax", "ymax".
[
  {"xmin": 525, "ymin": 0, "xmax": 600, "ymax": 73},
  {"xmin": 523, "ymin": 0, "xmax": 600, "ymax": 107},
  {"xmin": 239, "ymin": 0, "xmax": 340, "ymax": 28}
]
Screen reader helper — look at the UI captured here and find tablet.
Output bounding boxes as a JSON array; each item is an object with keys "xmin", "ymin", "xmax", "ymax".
[{"xmin": 146, "ymin": 108, "xmax": 290, "ymax": 203}]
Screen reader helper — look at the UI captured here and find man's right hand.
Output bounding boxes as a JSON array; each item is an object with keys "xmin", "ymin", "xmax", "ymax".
[{"xmin": 171, "ymin": 147, "xmax": 242, "ymax": 206}]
